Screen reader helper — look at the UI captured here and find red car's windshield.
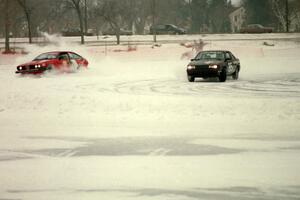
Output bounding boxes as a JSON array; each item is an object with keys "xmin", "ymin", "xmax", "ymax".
[{"xmin": 33, "ymin": 52, "xmax": 58, "ymax": 61}]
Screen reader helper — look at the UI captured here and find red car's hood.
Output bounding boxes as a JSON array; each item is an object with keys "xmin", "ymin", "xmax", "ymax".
[{"xmin": 19, "ymin": 59, "xmax": 50, "ymax": 66}]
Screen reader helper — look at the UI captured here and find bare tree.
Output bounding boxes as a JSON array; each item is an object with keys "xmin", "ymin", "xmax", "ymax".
[
  {"xmin": 151, "ymin": 0, "xmax": 157, "ymax": 42},
  {"xmin": 270, "ymin": 0, "xmax": 290, "ymax": 32},
  {"xmin": 208, "ymin": 0, "xmax": 232, "ymax": 33},
  {"xmin": 242, "ymin": 0, "xmax": 276, "ymax": 30},
  {"xmin": 41, "ymin": 0, "xmax": 73, "ymax": 34},
  {"xmin": 97, "ymin": 0, "xmax": 128, "ymax": 45},
  {"xmin": 285, "ymin": 0, "xmax": 289, "ymax": 32},
  {"xmin": 69, "ymin": 0, "xmax": 85, "ymax": 44},
  {"xmin": 84, "ymin": 0, "xmax": 88, "ymax": 34},
  {"xmin": 4, "ymin": 0, "xmax": 11, "ymax": 52},
  {"xmin": 194, "ymin": 0, "xmax": 209, "ymax": 33},
  {"xmin": 121, "ymin": 0, "xmax": 139, "ymax": 34},
  {"xmin": 17, "ymin": 0, "xmax": 33, "ymax": 43},
  {"xmin": 290, "ymin": 0, "xmax": 300, "ymax": 32},
  {"xmin": 119, "ymin": 0, "xmax": 152, "ymax": 35}
]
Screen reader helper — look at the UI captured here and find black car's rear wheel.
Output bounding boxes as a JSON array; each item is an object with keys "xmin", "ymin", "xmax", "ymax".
[
  {"xmin": 219, "ymin": 69, "xmax": 227, "ymax": 82},
  {"xmin": 232, "ymin": 68, "xmax": 239, "ymax": 80},
  {"xmin": 188, "ymin": 75, "xmax": 195, "ymax": 82}
]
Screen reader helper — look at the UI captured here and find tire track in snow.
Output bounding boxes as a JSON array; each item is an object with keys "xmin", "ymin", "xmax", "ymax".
[
  {"xmin": 109, "ymin": 77, "xmax": 300, "ymax": 97},
  {"xmin": 48, "ymin": 74, "xmax": 300, "ymax": 98}
]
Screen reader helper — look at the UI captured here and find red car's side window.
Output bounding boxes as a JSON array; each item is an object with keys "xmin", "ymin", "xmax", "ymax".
[{"xmin": 69, "ymin": 53, "xmax": 82, "ymax": 60}]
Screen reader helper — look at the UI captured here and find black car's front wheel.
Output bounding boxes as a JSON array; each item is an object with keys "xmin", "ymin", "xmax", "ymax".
[
  {"xmin": 219, "ymin": 69, "xmax": 227, "ymax": 82},
  {"xmin": 188, "ymin": 75, "xmax": 195, "ymax": 82},
  {"xmin": 232, "ymin": 68, "xmax": 239, "ymax": 80}
]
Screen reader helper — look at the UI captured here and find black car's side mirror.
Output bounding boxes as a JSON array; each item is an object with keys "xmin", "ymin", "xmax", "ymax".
[{"xmin": 225, "ymin": 58, "xmax": 231, "ymax": 62}]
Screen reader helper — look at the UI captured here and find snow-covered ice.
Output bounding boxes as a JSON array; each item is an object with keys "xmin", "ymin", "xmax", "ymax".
[{"xmin": 0, "ymin": 34, "xmax": 300, "ymax": 200}]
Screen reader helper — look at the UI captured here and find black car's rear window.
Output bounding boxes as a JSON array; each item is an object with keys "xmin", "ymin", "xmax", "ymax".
[
  {"xmin": 196, "ymin": 52, "xmax": 225, "ymax": 60},
  {"xmin": 33, "ymin": 53, "xmax": 58, "ymax": 60}
]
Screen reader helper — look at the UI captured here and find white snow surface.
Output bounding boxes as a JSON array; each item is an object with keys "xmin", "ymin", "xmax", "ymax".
[{"xmin": 0, "ymin": 34, "xmax": 300, "ymax": 200}]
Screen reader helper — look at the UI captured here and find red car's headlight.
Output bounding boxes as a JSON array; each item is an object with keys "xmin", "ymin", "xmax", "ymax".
[{"xmin": 17, "ymin": 66, "xmax": 25, "ymax": 70}]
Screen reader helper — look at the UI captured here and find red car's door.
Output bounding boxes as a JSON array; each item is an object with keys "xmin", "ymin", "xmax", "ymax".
[
  {"xmin": 47, "ymin": 58, "xmax": 64, "ymax": 70},
  {"xmin": 68, "ymin": 52, "xmax": 88, "ymax": 68}
]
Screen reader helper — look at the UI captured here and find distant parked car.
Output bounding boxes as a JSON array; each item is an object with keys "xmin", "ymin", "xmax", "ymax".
[
  {"xmin": 86, "ymin": 29, "xmax": 96, "ymax": 36},
  {"xmin": 61, "ymin": 28, "xmax": 81, "ymax": 36},
  {"xmin": 186, "ymin": 50, "xmax": 240, "ymax": 82},
  {"xmin": 150, "ymin": 24, "xmax": 186, "ymax": 35},
  {"xmin": 102, "ymin": 28, "xmax": 133, "ymax": 36},
  {"xmin": 240, "ymin": 24, "xmax": 273, "ymax": 33},
  {"xmin": 15, "ymin": 51, "xmax": 88, "ymax": 74},
  {"xmin": 62, "ymin": 28, "xmax": 93, "ymax": 36}
]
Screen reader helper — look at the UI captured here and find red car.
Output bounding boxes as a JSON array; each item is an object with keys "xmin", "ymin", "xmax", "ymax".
[{"xmin": 15, "ymin": 51, "xmax": 88, "ymax": 74}]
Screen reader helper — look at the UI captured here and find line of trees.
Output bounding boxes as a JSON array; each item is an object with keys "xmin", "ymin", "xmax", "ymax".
[
  {"xmin": 1, "ymin": 0, "xmax": 300, "ymax": 50},
  {"xmin": 243, "ymin": 0, "xmax": 300, "ymax": 32}
]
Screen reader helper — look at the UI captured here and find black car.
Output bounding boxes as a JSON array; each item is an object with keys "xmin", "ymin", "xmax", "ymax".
[
  {"xmin": 240, "ymin": 24, "xmax": 273, "ymax": 33},
  {"xmin": 102, "ymin": 28, "xmax": 133, "ymax": 36},
  {"xmin": 61, "ymin": 28, "xmax": 93, "ymax": 36},
  {"xmin": 150, "ymin": 24, "xmax": 186, "ymax": 35},
  {"xmin": 186, "ymin": 50, "xmax": 240, "ymax": 82},
  {"xmin": 61, "ymin": 28, "xmax": 81, "ymax": 36}
]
